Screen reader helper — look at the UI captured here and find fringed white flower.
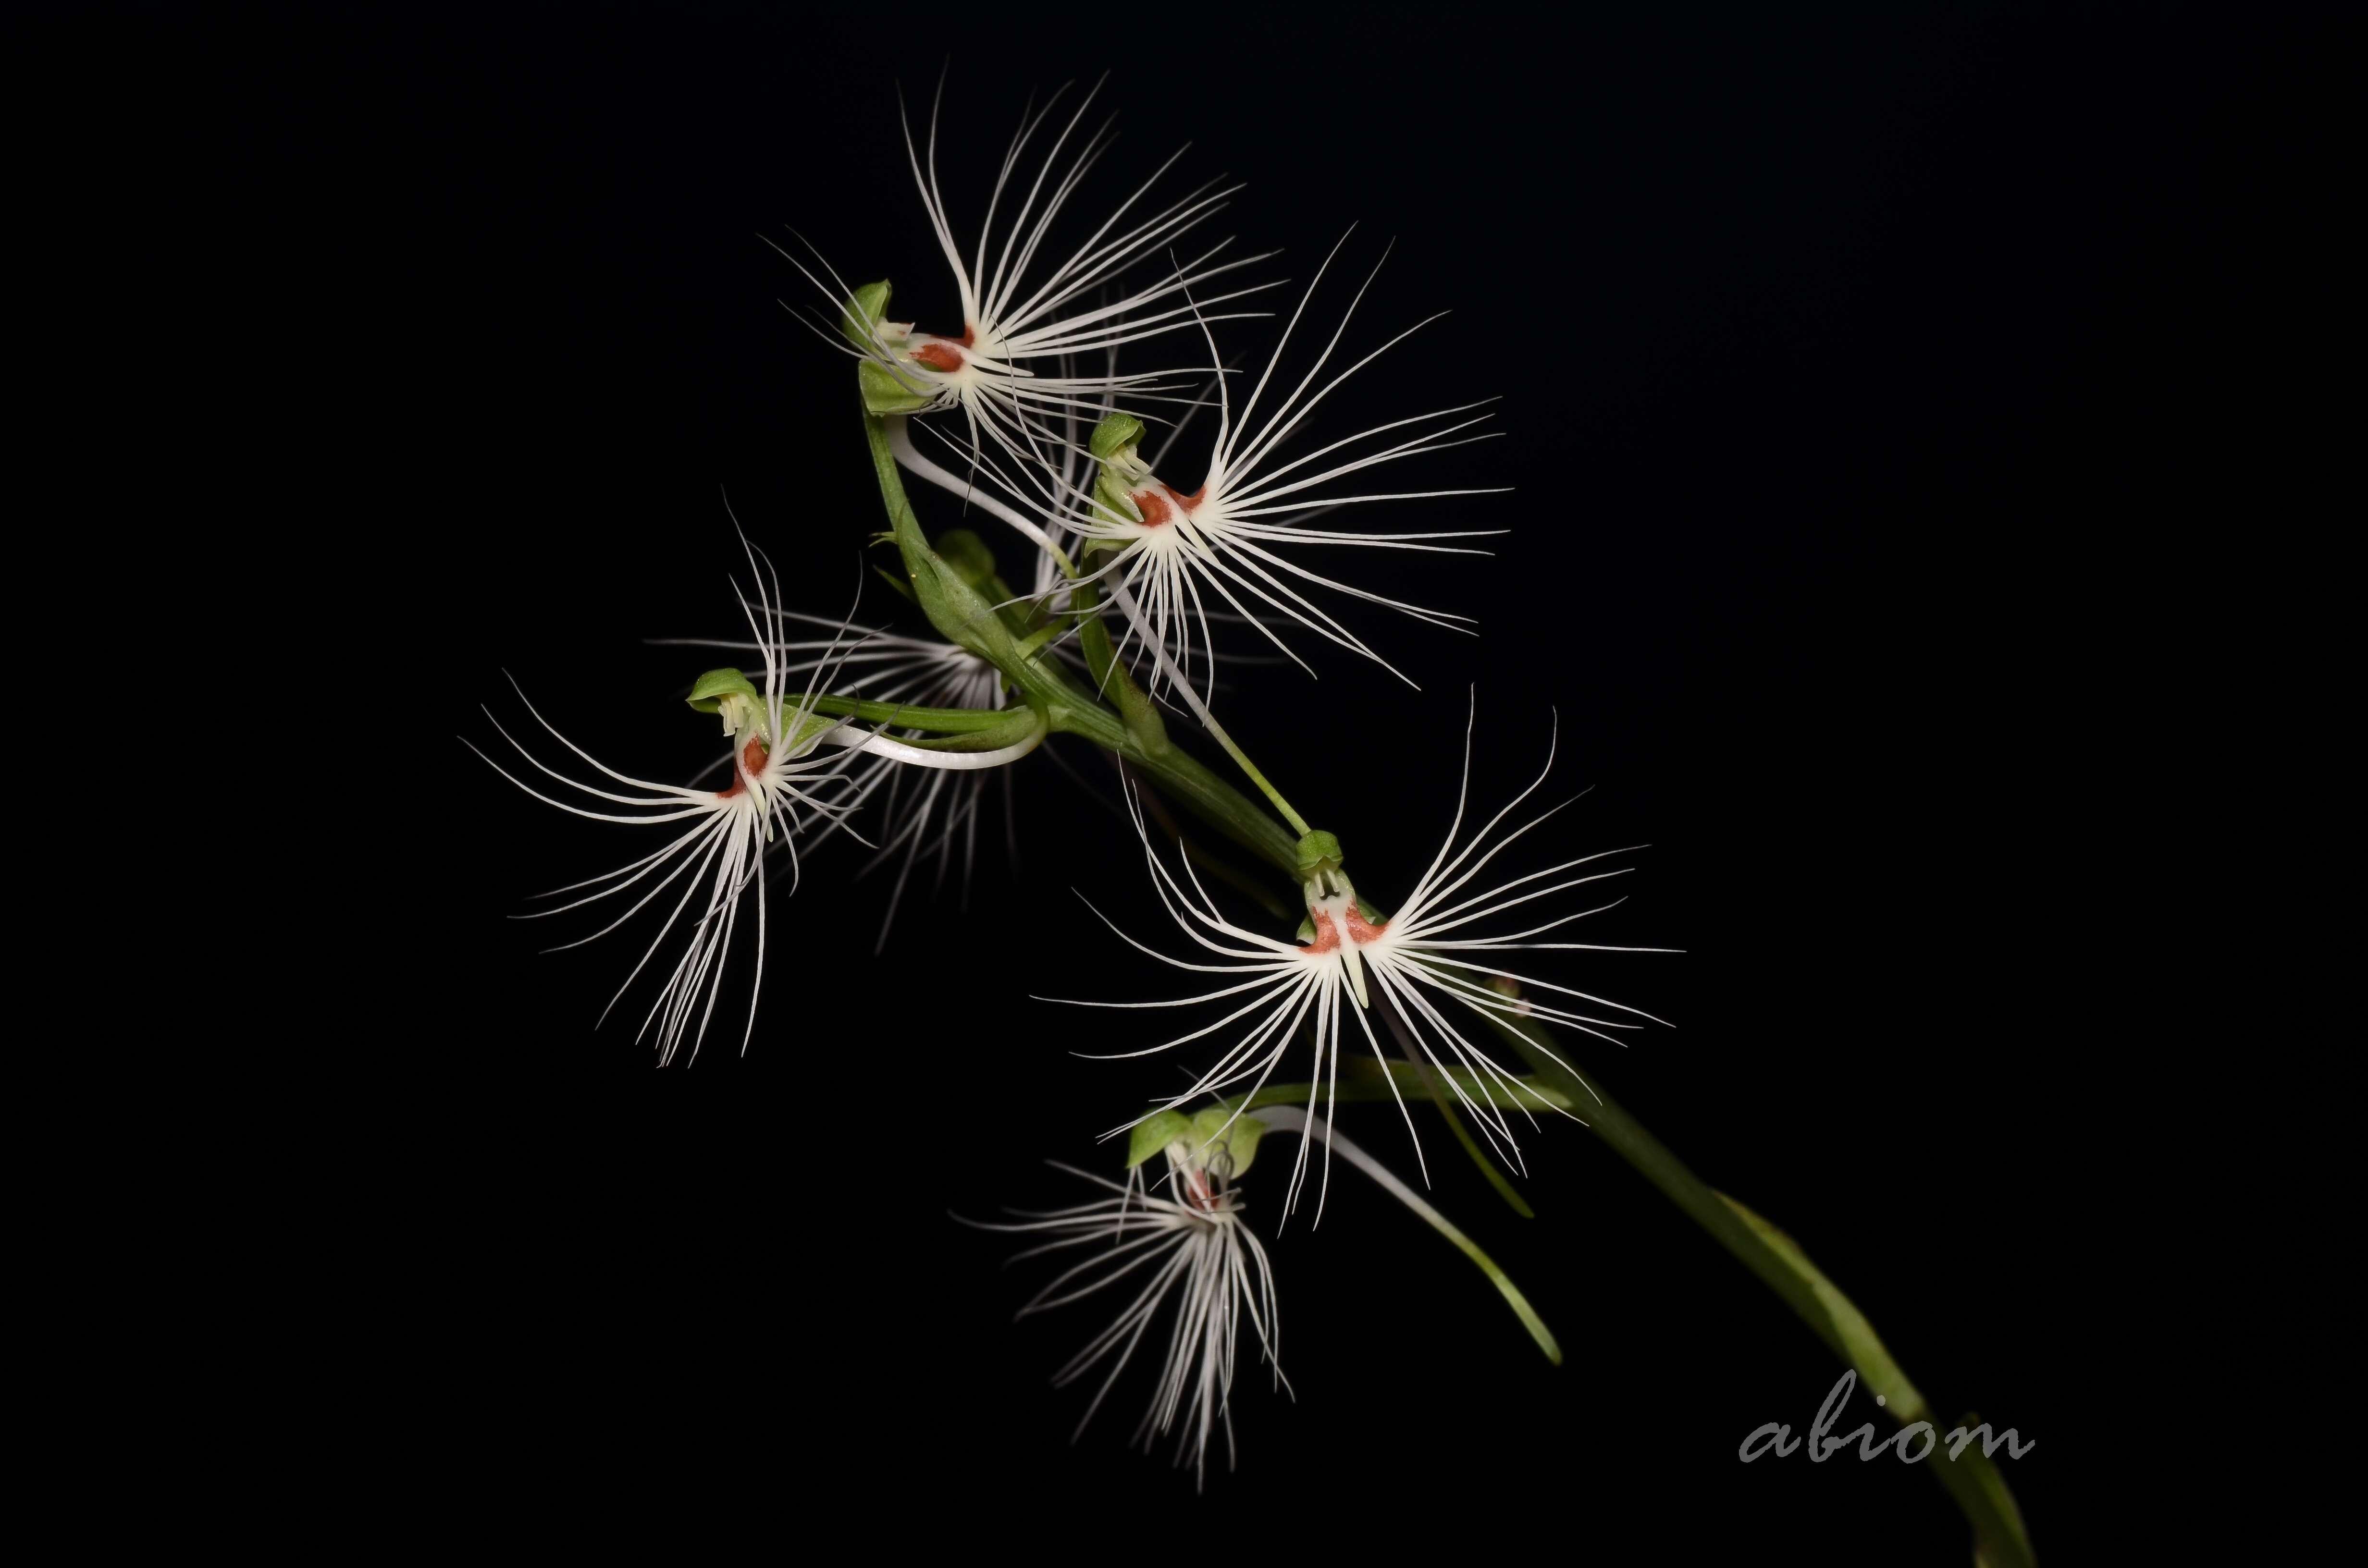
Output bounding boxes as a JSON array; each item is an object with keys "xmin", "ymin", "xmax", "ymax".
[
  {"xmin": 963, "ymin": 1142, "xmax": 1285, "ymax": 1489},
  {"xmin": 470, "ymin": 543, "xmax": 1042, "ymax": 1064},
  {"xmin": 780, "ymin": 78, "xmax": 1276, "ymax": 472},
  {"xmin": 1053, "ymin": 702, "xmax": 1671, "ymax": 1218},
  {"xmin": 659, "ymin": 612, "xmax": 1028, "ymax": 947},
  {"xmin": 1059, "ymin": 232, "xmax": 1511, "ymax": 702}
]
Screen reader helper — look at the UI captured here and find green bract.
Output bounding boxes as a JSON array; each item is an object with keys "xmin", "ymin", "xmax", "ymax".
[
  {"xmin": 1294, "ymin": 830, "xmax": 1344, "ymax": 881},
  {"xmin": 858, "ymin": 359, "xmax": 932, "ymax": 416}
]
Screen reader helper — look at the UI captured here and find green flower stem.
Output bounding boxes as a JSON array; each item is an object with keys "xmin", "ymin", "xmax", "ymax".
[
  {"xmin": 863, "ymin": 410, "xmax": 1302, "ymax": 878},
  {"xmin": 1131, "ymin": 778, "xmax": 1294, "ymax": 921},
  {"xmin": 893, "ymin": 710, "xmax": 1043, "ymax": 753},
  {"xmin": 1480, "ymin": 1008, "xmax": 2036, "ymax": 1568},
  {"xmin": 880, "ymin": 409, "xmax": 1316, "ymax": 841},
  {"xmin": 1093, "ymin": 571, "xmax": 1313, "ymax": 837},
  {"xmin": 792, "ymin": 695, "xmax": 1023, "ymax": 733}
]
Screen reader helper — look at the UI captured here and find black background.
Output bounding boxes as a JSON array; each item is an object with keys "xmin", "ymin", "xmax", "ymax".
[{"xmin": 90, "ymin": 0, "xmax": 2341, "ymax": 1555}]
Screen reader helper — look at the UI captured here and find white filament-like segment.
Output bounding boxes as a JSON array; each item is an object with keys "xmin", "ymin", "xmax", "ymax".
[
  {"xmin": 468, "ymin": 535, "xmax": 873, "ymax": 1065},
  {"xmin": 959, "ymin": 1157, "xmax": 1286, "ymax": 1490},
  {"xmin": 1043, "ymin": 699, "xmax": 1675, "ymax": 1220},
  {"xmin": 772, "ymin": 77, "xmax": 1281, "ymax": 477},
  {"xmin": 658, "ymin": 612, "xmax": 1053, "ymax": 947},
  {"xmin": 1040, "ymin": 231, "xmax": 1515, "ymax": 707}
]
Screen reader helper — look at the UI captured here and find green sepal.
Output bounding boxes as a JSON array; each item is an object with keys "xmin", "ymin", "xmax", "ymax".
[
  {"xmin": 871, "ymin": 564, "xmax": 917, "ymax": 605},
  {"xmin": 1126, "ymin": 1110, "xmax": 1195, "ymax": 1169},
  {"xmin": 858, "ymin": 359, "xmax": 933, "ymax": 416},
  {"xmin": 1189, "ymin": 1105, "xmax": 1264, "ymax": 1176},
  {"xmin": 839, "ymin": 280, "xmax": 895, "ymax": 346},
  {"xmin": 1294, "ymin": 830, "xmax": 1344, "ymax": 881},
  {"xmin": 686, "ymin": 667, "xmax": 760, "ymax": 714},
  {"xmin": 1093, "ymin": 469, "xmax": 1141, "ymax": 524},
  {"xmin": 1089, "ymin": 411, "xmax": 1145, "ymax": 462}
]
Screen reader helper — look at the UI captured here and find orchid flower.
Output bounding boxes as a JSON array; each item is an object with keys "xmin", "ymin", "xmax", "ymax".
[
  {"xmin": 779, "ymin": 79, "xmax": 1277, "ymax": 474},
  {"xmin": 1053, "ymin": 702, "xmax": 1671, "ymax": 1217},
  {"xmin": 962, "ymin": 1113, "xmax": 1285, "ymax": 1489},
  {"xmin": 657, "ymin": 607, "xmax": 1034, "ymax": 947},
  {"xmin": 1057, "ymin": 233, "xmax": 1511, "ymax": 703},
  {"xmin": 469, "ymin": 542, "xmax": 1040, "ymax": 1064}
]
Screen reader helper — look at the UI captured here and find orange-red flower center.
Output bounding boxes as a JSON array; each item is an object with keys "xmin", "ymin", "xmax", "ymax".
[
  {"xmin": 1305, "ymin": 903, "xmax": 1388, "ymax": 954},
  {"xmin": 715, "ymin": 736, "xmax": 769, "ymax": 800},
  {"xmin": 1127, "ymin": 482, "xmax": 1207, "ymax": 529},
  {"xmin": 908, "ymin": 324, "xmax": 978, "ymax": 373}
]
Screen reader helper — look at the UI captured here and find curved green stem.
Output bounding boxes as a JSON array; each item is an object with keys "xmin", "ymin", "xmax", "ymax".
[
  {"xmin": 791, "ymin": 694, "xmax": 1022, "ymax": 733},
  {"xmin": 883, "ymin": 412, "xmax": 1314, "ymax": 841},
  {"xmin": 1479, "ymin": 1007, "xmax": 2036, "ymax": 1568},
  {"xmin": 1094, "ymin": 569, "xmax": 1312, "ymax": 837}
]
